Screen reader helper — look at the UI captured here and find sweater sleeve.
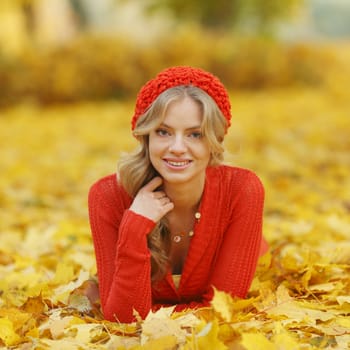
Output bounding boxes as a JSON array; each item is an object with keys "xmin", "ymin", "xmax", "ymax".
[
  {"xmin": 88, "ymin": 177, "xmax": 156, "ymax": 322},
  {"xmin": 208, "ymin": 171, "xmax": 265, "ymax": 298}
]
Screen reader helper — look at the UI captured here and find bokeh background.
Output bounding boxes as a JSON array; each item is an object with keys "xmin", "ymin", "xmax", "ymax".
[
  {"xmin": 1, "ymin": 0, "xmax": 350, "ymax": 106},
  {"xmin": 1, "ymin": 0, "xmax": 350, "ymax": 246}
]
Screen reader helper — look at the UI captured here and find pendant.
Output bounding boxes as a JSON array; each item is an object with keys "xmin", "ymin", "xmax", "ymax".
[
  {"xmin": 173, "ymin": 235, "xmax": 181, "ymax": 243},
  {"xmin": 173, "ymin": 230, "xmax": 194, "ymax": 243},
  {"xmin": 172, "ymin": 211, "xmax": 200, "ymax": 243}
]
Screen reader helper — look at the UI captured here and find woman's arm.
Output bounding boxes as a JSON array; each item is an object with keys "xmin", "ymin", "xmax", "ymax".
[
  {"xmin": 209, "ymin": 171, "xmax": 265, "ymax": 297},
  {"xmin": 88, "ymin": 176, "xmax": 174, "ymax": 323},
  {"xmin": 88, "ymin": 178, "xmax": 155, "ymax": 322}
]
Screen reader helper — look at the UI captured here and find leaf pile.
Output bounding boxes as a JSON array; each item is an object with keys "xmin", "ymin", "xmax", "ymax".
[{"xmin": 0, "ymin": 86, "xmax": 349, "ymax": 349}]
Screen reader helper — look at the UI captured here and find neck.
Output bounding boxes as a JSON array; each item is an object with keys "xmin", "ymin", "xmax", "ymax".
[{"xmin": 163, "ymin": 175, "xmax": 205, "ymax": 212}]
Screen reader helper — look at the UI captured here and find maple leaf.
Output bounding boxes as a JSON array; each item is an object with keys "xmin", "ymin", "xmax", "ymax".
[
  {"xmin": 211, "ymin": 287, "xmax": 257, "ymax": 322},
  {"xmin": 141, "ymin": 306, "xmax": 191, "ymax": 345},
  {"xmin": 20, "ymin": 295, "xmax": 47, "ymax": 315},
  {"xmin": 184, "ymin": 320, "xmax": 228, "ymax": 350}
]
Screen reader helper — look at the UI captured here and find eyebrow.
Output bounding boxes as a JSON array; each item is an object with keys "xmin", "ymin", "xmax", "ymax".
[{"xmin": 159, "ymin": 123, "xmax": 202, "ymax": 131}]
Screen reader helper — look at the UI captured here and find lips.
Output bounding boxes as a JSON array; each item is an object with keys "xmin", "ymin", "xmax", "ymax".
[{"xmin": 163, "ymin": 159, "xmax": 192, "ymax": 168}]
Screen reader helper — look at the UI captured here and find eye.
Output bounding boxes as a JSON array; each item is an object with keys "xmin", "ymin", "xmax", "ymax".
[
  {"xmin": 189, "ymin": 131, "xmax": 202, "ymax": 139},
  {"xmin": 155, "ymin": 128, "xmax": 170, "ymax": 137}
]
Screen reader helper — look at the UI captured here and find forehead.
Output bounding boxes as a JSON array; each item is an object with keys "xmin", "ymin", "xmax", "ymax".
[{"xmin": 161, "ymin": 97, "xmax": 203, "ymax": 128}]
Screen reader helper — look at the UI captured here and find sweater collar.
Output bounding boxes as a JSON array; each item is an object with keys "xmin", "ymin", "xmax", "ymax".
[{"xmin": 177, "ymin": 166, "xmax": 222, "ymax": 289}]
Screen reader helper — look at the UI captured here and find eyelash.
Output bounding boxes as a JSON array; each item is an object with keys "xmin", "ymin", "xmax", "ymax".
[
  {"xmin": 155, "ymin": 128, "xmax": 170, "ymax": 136},
  {"xmin": 190, "ymin": 132, "xmax": 202, "ymax": 139},
  {"xmin": 155, "ymin": 129, "xmax": 202, "ymax": 139}
]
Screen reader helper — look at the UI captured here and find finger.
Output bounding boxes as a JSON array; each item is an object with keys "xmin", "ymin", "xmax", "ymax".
[
  {"xmin": 153, "ymin": 191, "xmax": 166, "ymax": 199},
  {"xmin": 162, "ymin": 201, "xmax": 174, "ymax": 215},
  {"xmin": 159, "ymin": 196, "xmax": 170, "ymax": 205},
  {"xmin": 142, "ymin": 176, "xmax": 163, "ymax": 192}
]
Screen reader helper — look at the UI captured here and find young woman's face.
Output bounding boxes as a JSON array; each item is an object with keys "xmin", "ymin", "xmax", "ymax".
[{"xmin": 149, "ymin": 97, "xmax": 211, "ymax": 187}]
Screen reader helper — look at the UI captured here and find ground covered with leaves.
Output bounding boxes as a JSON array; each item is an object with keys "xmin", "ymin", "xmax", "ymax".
[{"xmin": 0, "ymin": 86, "xmax": 349, "ymax": 349}]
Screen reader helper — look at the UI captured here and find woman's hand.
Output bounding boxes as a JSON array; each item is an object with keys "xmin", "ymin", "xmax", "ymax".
[{"xmin": 130, "ymin": 177, "xmax": 174, "ymax": 223}]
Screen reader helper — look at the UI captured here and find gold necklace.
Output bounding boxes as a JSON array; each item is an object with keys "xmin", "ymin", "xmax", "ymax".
[{"xmin": 172, "ymin": 212, "xmax": 201, "ymax": 243}]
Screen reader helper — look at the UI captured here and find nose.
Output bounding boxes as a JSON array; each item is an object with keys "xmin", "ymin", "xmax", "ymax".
[{"xmin": 169, "ymin": 135, "xmax": 187, "ymax": 154}]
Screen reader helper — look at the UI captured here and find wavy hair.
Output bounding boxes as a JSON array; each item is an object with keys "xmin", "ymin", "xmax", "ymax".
[{"xmin": 118, "ymin": 85, "xmax": 228, "ymax": 281}]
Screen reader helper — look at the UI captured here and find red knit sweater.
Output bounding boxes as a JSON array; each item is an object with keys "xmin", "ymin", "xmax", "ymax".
[{"xmin": 88, "ymin": 165, "xmax": 267, "ymax": 323}]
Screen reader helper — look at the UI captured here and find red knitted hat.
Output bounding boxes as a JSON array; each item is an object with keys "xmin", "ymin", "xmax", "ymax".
[{"xmin": 131, "ymin": 66, "xmax": 231, "ymax": 131}]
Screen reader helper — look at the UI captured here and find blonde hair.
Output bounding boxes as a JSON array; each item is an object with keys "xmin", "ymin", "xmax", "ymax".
[{"xmin": 118, "ymin": 86, "xmax": 227, "ymax": 281}]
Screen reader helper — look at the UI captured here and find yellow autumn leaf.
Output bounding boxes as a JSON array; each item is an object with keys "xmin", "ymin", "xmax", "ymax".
[
  {"xmin": 141, "ymin": 306, "xmax": 189, "ymax": 345},
  {"xmin": 336, "ymin": 296, "xmax": 350, "ymax": 306},
  {"xmin": 69, "ymin": 316, "xmax": 87, "ymax": 326},
  {"xmin": 26, "ymin": 326, "xmax": 40, "ymax": 338},
  {"xmin": 134, "ymin": 335, "xmax": 177, "ymax": 349},
  {"xmin": 336, "ymin": 317, "xmax": 350, "ymax": 329},
  {"xmin": 52, "ymin": 269, "xmax": 90, "ymax": 304},
  {"xmin": 171, "ymin": 311, "xmax": 202, "ymax": 330},
  {"xmin": 68, "ymin": 294, "xmax": 92, "ymax": 313},
  {"xmin": 0, "ymin": 307, "xmax": 32, "ymax": 331},
  {"xmin": 240, "ymin": 332, "xmax": 275, "ymax": 350},
  {"xmin": 273, "ymin": 333, "xmax": 299, "ymax": 350},
  {"xmin": 211, "ymin": 288, "xmax": 235, "ymax": 322},
  {"xmin": 186, "ymin": 320, "xmax": 227, "ymax": 350},
  {"xmin": 20, "ymin": 295, "xmax": 47, "ymax": 315},
  {"xmin": 218, "ymin": 323, "xmax": 239, "ymax": 345},
  {"xmin": 317, "ymin": 319, "xmax": 350, "ymax": 336},
  {"xmin": 271, "ymin": 323, "xmax": 299, "ymax": 350},
  {"xmin": 335, "ymin": 335, "xmax": 350, "ymax": 350},
  {"xmin": 38, "ymin": 338, "xmax": 86, "ymax": 350},
  {"xmin": 65, "ymin": 323, "xmax": 105, "ymax": 343},
  {"xmin": 0, "ymin": 318, "xmax": 21, "ymax": 346},
  {"xmin": 212, "ymin": 288, "xmax": 258, "ymax": 323},
  {"xmin": 257, "ymin": 251, "xmax": 272, "ymax": 270},
  {"xmin": 51, "ymin": 262, "xmax": 75, "ymax": 285},
  {"xmin": 41, "ymin": 315, "xmax": 74, "ymax": 339},
  {"xmin": 105, "ymin": 334, "xmax": 138, "ymax": 349},
  {"xmin": 266, "ymin": 298, "xmax": 334, "ymax": 324}
]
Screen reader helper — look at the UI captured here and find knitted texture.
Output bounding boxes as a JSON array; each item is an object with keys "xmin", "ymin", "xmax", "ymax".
[
  {"xmin": 88, "ymin": 166, "xmax": 267, "ymax": 323},
  {"xmin": 131, "ymin": 66, "xmax": 232, "ymax": 131}
]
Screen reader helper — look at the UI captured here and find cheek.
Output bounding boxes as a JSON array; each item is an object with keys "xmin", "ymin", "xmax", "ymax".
[
  {"xmin": 148, "ymin": 135, "xmax": 156, "ymax": 153},
  {"xmin": 148, "ymin": 145, "xmax": 156, "ymax": 164},
  {"xmin": 148, "ymin": 138, "xmax": 163, "ymax": 163},
  {"xmin": 198, "ymin": 143, "xmax": 211, "ymax": 162}
]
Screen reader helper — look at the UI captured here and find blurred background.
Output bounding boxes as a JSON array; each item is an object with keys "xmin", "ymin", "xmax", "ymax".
[
  {"xmin": 0, "ymin": 0, "xmax": 350, "ymax": 106},
  {"xmin": 0, "ymin": 0, "xmax": 349, "ymax": 249}
]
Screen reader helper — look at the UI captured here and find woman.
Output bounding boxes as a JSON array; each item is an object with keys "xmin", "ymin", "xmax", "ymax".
[{"xmin": 88, "ymin": 66, "xmax": 268, "ymax": 323}]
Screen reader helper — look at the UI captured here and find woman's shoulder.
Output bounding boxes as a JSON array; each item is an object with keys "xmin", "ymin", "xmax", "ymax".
[
  {"xmin": 88, "ymin": 173, "xmax": 130, "ymax": 205},
  {"xmin": 208, "ymin": 165, "xmax": 263, "ymax": 185},
  {"xmin": 207, "ymin": 165, "xmax": 264, "ymax": 198},
  {"xmin": 89, "ymin": 173, "xmax": 117, "ymax": 193}
]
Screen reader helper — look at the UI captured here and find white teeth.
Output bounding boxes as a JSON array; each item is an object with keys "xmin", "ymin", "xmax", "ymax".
[{"xmin": 167, "ymin": 161, "xmax": 189, "ymax": 167}]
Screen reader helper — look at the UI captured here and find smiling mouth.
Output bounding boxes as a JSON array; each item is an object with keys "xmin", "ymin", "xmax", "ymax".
[{"xmin": 164, "ymin": 160, "xmax": 192, "ymax": 167}]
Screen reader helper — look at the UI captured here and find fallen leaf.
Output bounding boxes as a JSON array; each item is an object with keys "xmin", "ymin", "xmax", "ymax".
[{"xmin": 0, "ymin": 317, "xmax": 21, "ymax": 347}]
